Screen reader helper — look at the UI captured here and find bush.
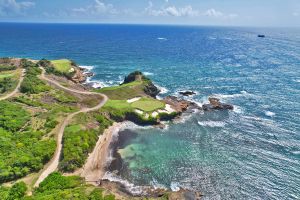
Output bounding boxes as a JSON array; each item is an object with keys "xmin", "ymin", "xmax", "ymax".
[
  {"xmin": 20, "ymin": 59, "xmax": 36, "ymax": 68},
  {"xmin": 7, "ymin": 182, "xmax": 27, "ymax": 200},
  {"xmin": 0, "ymin": 65, "xmax": 16, "ymax": 72},
  {"xmin": 30, "ymin": 172, "xmax": 115, "ymax": 200},
  {"xmin": 0, "ymin": 128, "xmax": 56, "ymax": 183},
  {"xmin": 60, "ymin": 127, "xmax": 99, "ymax": 172},
  {"xmin": 20, "ymin": 66, "xmax": 50, "ymax": 94},
  {"xmin": 0, "ymin": 77, "xmax": 15, "ymax": 94},
  {"xmin": 0, "ymin": 101, "xmax": 30, "ymax": 132}
]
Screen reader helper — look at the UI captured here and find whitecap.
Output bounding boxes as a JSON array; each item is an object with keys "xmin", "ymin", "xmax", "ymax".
[
  {"xmin": 102, "ymin": 172, "xmax": 144, "ymax": 195},
  {"xmin": 295, "ymin": 79, "xmax": 300, "ymax": 83},
  {"xmin": 198, "ymin": 121, "xmax": 226, "ymax": 127},
  {"xmin": 215, "ymin": 90, "xmax": 253, "ymax": 99},
  {"xmin": 157, "ymin": 37, "xmax": 167, "ymax": 40},
  {"xmin": 85, "ymin": 77, "xmax": 108, "ymax": 88},
  {"xmin": 265, "ymin": 111, "xmax": 276, "ymax": 117},
  {"xmin": 208, "ymin": 36, "xmax": 216, "ymax": 40},
  {"xmin": 144, "ymin": 72, "xmax": 154, "ymax": 76},
  {"xmin": 79, "ymin": 65, "xmax": 94, "ymax": 71},
  {"xmin": 170, "ymin": 182, "xmax": 181, "ymax": 192},
  {"xmin": 233, "ymin": 105, "xmax": 243, "ymax": 114},
  {"xmin": 156, "ymin": 85, "xmax": 169, "ymax": 94}
]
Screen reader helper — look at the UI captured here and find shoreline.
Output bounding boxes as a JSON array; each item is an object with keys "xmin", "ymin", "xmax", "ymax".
[{"xmin": 80, "ymin": 122, "xmax": 125, "ymax": 184}]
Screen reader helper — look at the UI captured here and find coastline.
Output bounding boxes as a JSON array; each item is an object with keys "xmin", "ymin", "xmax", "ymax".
[{"xmin": 80, "ymin": 122, "xmax": 125, "ymax": 184}]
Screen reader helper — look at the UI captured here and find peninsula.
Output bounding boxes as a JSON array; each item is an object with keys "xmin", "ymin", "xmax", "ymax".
[{"xmin": 0, "ymin": 57, "xmax": 221, "ymax": 200}]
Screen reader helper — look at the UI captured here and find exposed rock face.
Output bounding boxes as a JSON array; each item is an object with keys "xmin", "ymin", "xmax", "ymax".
[
  {"xmin": 122, "ymin": 71, "xmax": 160, "ymax": 98},
  {"xmin": 122, "ymin": 71, "xmax": 146, "ymax": 84},
  {"xmin": 168, "ymin": 188, "xmax": 202, "ymax": 200},
  {"xmin": 143, "ymin": 81, "xmax": 160, "ymax": 98},
  {"xmin": 163, "ymin": 96, "xmax": 201, "ymax": 113},
  {"xmin": 202, "ymin": 97, "xmax": 234, "ymax": 111},
  {"xmin": 179, "ymin": 90, "xmax": 196, "ymax": 96},
  {"xmin": 71, "ymin": 67, "xmax": 88, "ymax": 83}
]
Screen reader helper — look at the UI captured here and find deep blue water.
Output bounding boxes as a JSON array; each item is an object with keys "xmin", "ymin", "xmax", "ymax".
[{"xmin": 0, "ymin": 23, "xmax": 300, "ymax": 199}]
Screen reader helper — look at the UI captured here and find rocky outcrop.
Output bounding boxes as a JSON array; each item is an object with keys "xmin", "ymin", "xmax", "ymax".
[
  {"xmin": 143, "ymin": 81, "xmax": 160, "ymax": 98},
  {"xmin": 122, "ymin": 71, "xmax": 160, "ymax": 98},
  {"xmin": 179, "ymin": 90, "xmax": 196, "ymax": 96},
  {"xmin": 202, "ymin": 97, "xmax": 234, "ymax": 111},
  {"xmin": 163, "ymin": 96, "xmax": 201, "ymax": 113},
  {"xmin": 122, "ymin": 71, "xmax": 146, "ymax": 84},
  {"xmin": 71, "ymin": 67, "xmax": 88, "ymax": 83}
]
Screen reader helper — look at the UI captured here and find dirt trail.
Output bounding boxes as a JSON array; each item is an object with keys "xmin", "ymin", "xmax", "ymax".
[
  {"xmin": 0, "ymin": 69, "xmax": 25, "ymax": 101},
  {"xmin": 34, "ymin": 68, "xmax": 108, "ymax": 187}
]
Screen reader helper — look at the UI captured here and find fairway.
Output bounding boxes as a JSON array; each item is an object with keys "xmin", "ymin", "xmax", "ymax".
[{"xmin": 51, "ymin": 59, "xmax": 73, "ymax": 73}]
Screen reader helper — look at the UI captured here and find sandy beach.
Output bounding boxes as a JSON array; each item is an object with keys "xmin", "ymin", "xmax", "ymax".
[{"xmin": 80, "ymin": 122, "xmax": 124, "ymax": 184}]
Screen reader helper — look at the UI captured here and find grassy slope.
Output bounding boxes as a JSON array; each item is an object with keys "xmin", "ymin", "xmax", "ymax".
[
  {"xmin": 0, "ymin": 69, "xmax": 21, "ymax": 94},
  {"xmin": 95, "ymin": 81, "xmax": 145, "ymax": 100},
  {"xmin": 51, "ymin": 59, "xmax": 72, "ymax": 73}
]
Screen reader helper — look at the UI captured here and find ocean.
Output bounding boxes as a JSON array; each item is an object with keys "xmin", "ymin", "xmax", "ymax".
[{"xmin": 0, "ymin": 23, "xmax": 299, "ymax": 199}]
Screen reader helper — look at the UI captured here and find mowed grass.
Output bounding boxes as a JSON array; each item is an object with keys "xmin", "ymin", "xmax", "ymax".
[
  {"xmin": 104, "ymin": 100, "xmax": 133, "ymax": 110},
  {"xmin": 51, "ymin": 59, "xmax": 73, "ymax": 73},
  {"xmin": 95, "ymin": 81, "xmax": 146, "ymax": 100},
  {"xmin": 131, "ymin": 97, "xmax": 165, "ymax": 112},
  {"xmin": 104, "ymin": 98, "xmax": 165, "ymax": 113}
]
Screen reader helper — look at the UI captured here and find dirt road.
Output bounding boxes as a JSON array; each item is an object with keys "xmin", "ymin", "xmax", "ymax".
[{"xmin": 34, "ymin": 68, "xmax": 108, "ymax": 187}]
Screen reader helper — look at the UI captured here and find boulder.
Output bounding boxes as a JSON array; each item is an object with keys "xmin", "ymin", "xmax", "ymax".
[
  {"xmin": 202, "ymin": 97, "xmax": 234, "ymax": 111},
  {"xmin": 163, "ymin": 96, "xmax": 201, "ymax": 113},
  {"xmin": 179, "ymin": 91, "xmax": 196, "ymax": 96}
]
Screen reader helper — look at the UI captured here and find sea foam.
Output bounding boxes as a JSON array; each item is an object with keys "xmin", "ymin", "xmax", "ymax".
[
  {"xmin": 265, "ymin": 111, "xmax": 276, "ymax": 117},
  {"xmin": 198, "ymin": 121, "xmax": 226, "ymax": 127}
]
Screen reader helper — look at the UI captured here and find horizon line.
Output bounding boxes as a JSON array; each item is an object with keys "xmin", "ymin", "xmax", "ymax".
[{"xmin": 0, "ymin": 21, "xmax": 299, "ymax": 29}]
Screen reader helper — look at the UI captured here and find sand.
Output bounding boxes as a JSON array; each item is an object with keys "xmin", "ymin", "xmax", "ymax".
[{"xmin": 80, "ymin": 122, "xmax": 124, "ymax": 184}]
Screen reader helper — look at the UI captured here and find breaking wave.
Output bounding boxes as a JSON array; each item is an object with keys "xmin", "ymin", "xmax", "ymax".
[{"xmin": 198, "ymin": 121, "xmax": 226, "ymax": 127}]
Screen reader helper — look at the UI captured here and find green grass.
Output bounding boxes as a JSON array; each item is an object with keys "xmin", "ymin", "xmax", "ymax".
[
  {"xmin": 0, "ymin": 73, "xmax": 14, "ymax": 80},
  {"xmin": 103, "ymin": 100, "xmax": 133, "ymax": 110},
  {"xmin": 94, "ymin": 81, "xmax": 146, "ymax": 100},
  {"xmin": 131, "ymin": 97, "xmax": 165, "ymax": 112},
  {"xmin": 104, "ymin": 98, "xmax": 165, "ymax": 113},
  {"xmin": 51, "ymin": 59, "xmax": 73, "ymax": 73}
]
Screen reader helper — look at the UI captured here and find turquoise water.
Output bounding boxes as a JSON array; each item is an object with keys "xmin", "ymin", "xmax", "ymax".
[{"xmin": 0, "ymin": 23, "xmax": 299, "ymax": 199}]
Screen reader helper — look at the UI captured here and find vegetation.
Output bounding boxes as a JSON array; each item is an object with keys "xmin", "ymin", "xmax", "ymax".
[
  {"xmin": 0, "ymin": 65, "xmax": 16, "ymax": 72},
  {"xmin": 131, "ymin": 97, "xmax": 165, "ymax": 112},
  {"xmin": 0, "ymin": 127, "xmax": 56, "ymax": 183},
  {"xmin": 60, "ymin": 113, "xmax": 112, "ymax": 172},
  {"xmin": 95, "ymin": 81, "xmax": 145, "ymax": 100},
  {"xmin": 0, "ymin": 173, "xmax": 115, "ymax": 200},
  {"xmin": 0, "ymin": 70, "xmax": 19, "ymax": 94},
  {"xmin": 20, "ymin": 66, "xmax": 50, "ymax": 94},
  {"xmin": 51, "ymin": 59, "xmax": 73, "ymax": 73},
  {"xmin": 0, "ymin": 77, "xmax": 16, "ymax": 94},
  {"xmin": 0, "ymin": 101, "xmax": 30, "ymax": 132}
]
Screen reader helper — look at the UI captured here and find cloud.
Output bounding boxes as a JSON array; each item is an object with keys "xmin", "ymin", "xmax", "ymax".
[
  {"xmin": 72, "ymin": 0, "xmax": 118, "ymax": 16},
  {"xmin": 145, "ymin": 1, "xmax": 198, "ymax": 17},
  {"xmin": 0, "ymin": 0, "xmax": 35, "ymax": 16},
  {"xmin": 293, "ymin": 12, "xmax": 299, "ymax": 17},
  {"xmin": 145, "ymin": 2, "xmax": 237, "ymax": 20}
]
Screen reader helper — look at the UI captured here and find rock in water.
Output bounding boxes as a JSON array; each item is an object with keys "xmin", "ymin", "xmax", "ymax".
[
  {"xmin": 202, "ymin": 97, "xmax": 234, "ymax": 111},
  {"xmin": 179, "ymin": 91, "xmax": 196, "ymax": 96}
]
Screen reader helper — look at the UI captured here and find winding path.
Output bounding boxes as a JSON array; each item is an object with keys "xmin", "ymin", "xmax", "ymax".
[
  {"xmin": 0, "ymin": 69, "xmax": 25, "ymax": 101},
  {"xmin": 34, "ymin": 68, "xmax": 108, "ymax": 187}
]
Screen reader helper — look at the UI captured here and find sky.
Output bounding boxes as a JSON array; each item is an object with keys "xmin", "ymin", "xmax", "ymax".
[{"xmin": 0, "ymin": 0, "xmax": 299, "ymax": 27}]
